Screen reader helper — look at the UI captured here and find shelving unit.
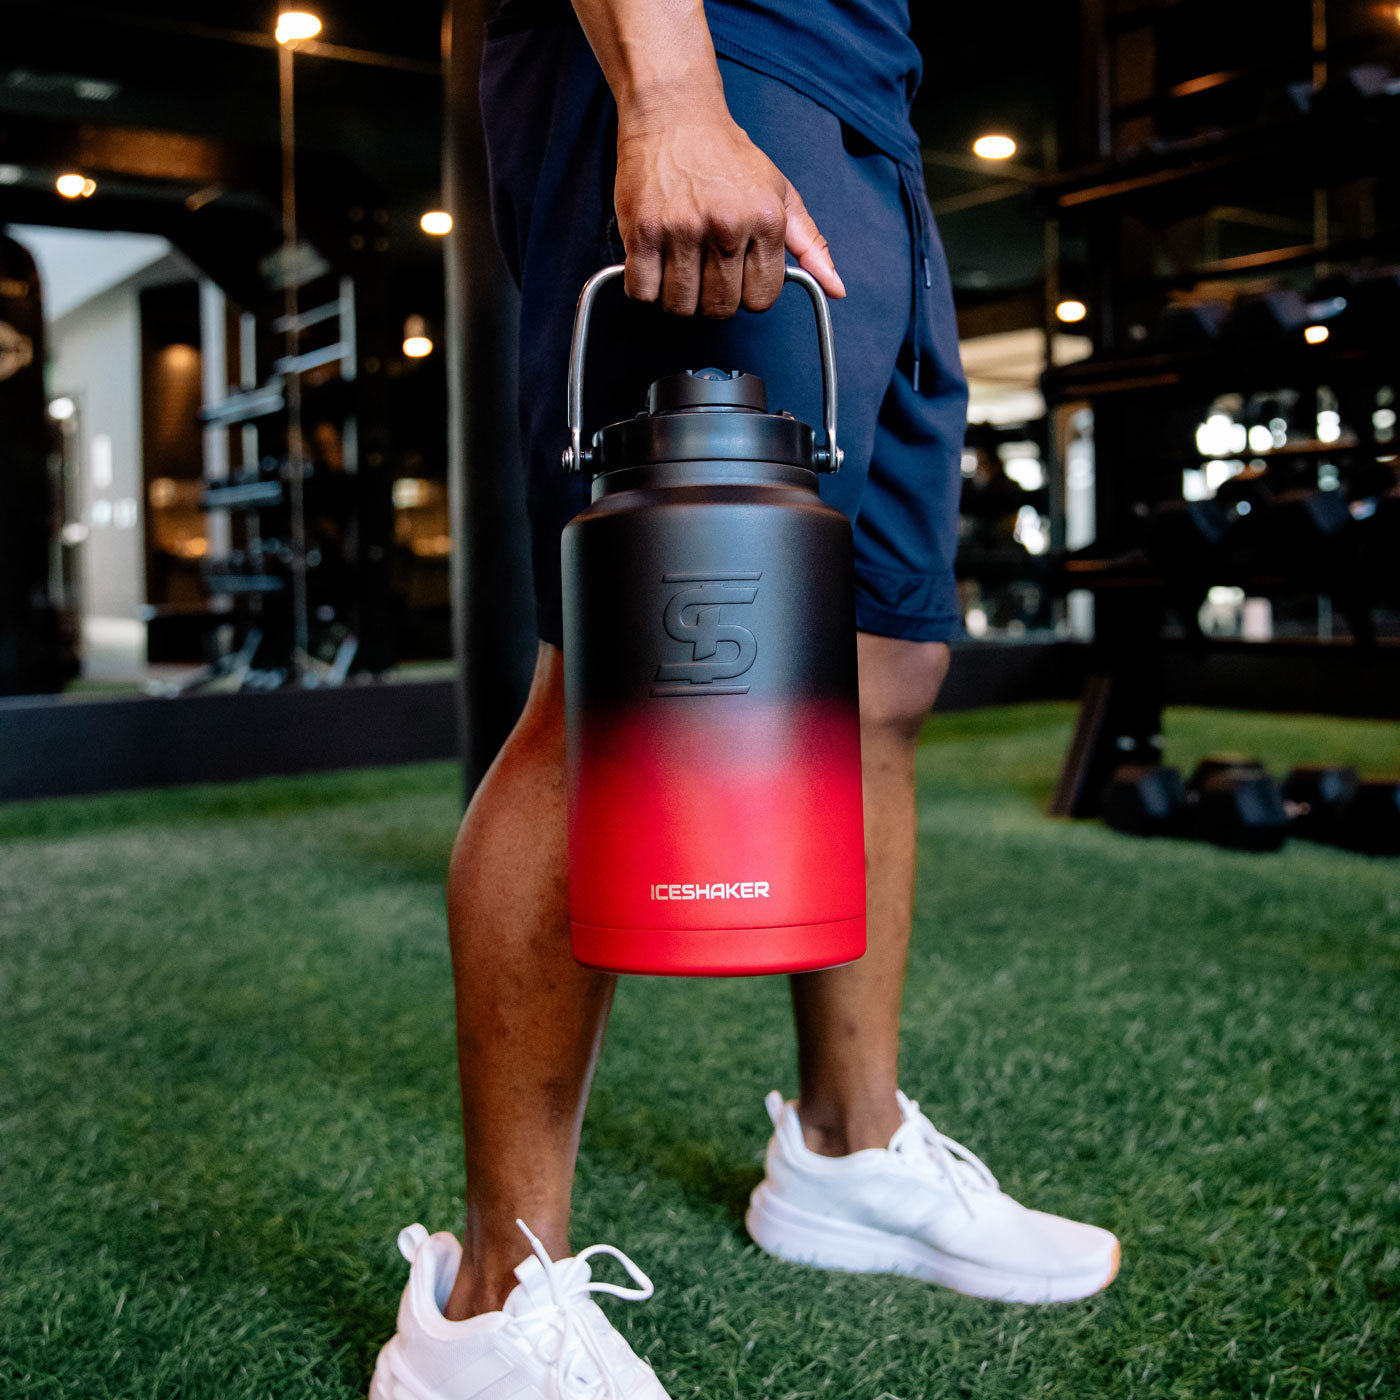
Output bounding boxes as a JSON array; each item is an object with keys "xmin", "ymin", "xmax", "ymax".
[
  {"xmin": 152, "ymin": 270, "xmax": 363, "ymax": 694},
  {"xmin": 1046, "ymin": 0, "xmax": 1400, "ymax": 815}
]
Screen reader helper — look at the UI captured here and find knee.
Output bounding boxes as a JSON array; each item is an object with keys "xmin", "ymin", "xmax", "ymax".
[{"xmin": 857, "ymin": 638, "xmax": 950, "ymax": 739}]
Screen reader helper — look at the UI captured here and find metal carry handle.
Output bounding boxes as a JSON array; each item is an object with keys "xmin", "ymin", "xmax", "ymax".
[{"xmin": 563, "ymin": 263, "xmax": 842, "ymax": 475}]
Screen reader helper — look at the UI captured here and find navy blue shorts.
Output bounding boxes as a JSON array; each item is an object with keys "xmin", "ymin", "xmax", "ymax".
[{"xmin": 481, "ymin": 19, "xmax": 968, "ymax": 647}]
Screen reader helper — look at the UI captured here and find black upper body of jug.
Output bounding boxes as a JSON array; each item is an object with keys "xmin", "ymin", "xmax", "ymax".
[{"xmin": 562, "ymin": 356, "xmax": 857, "ymax": 714}]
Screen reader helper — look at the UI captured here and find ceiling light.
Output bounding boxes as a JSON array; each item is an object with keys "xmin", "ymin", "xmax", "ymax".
[
  {"xmin": 56, "ymin": 172, "xmax": 96, "ymax": 198},
  {"xmin": 973, "ymin": 134, "xmax": 1016, "ymax": 161},
  {"xmin": 49, "ymin": 396, "xmax": 76, "ymax": 421},
  {"xmin": 276, "ymin": 11, "xmax": 322, "ymax": 43},
  {"xmin": 1303, "ymin": 324, "xmax": 1329, "ymax": 345},
  {"xmin": 403, "ymin": 314, "xmax": 433, "ymax": 358},
  {"xmin": 420, "ymin": 210, "xmax": 453, "ymax": 235},
  {"xmin": 1056, "ymin": 299, "xmax": 1088, "ymax": 324}
]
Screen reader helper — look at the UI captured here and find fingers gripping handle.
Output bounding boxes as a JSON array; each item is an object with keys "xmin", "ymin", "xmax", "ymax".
[{"xmin": 562, "ymin": 264, "xmax": 843, "ymax": 475}]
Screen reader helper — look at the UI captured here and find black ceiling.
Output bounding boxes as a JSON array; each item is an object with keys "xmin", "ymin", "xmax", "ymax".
[{"xmin": 3, "ymin": 1, "xmax": 1073, "ymax": 304}]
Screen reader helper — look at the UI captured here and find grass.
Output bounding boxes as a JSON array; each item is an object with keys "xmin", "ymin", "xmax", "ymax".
[{"xmin": 1, "ymin": 703, "xmax": 1397, "ymax": 1399}]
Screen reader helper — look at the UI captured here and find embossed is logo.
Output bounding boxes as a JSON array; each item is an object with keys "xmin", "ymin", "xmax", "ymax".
[{"xmin": 651, "ymin": 571, "xmax": 760, "ymax": 697}]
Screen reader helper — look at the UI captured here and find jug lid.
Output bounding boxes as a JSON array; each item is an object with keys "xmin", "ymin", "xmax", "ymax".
[{"xmin": 589, "ymin": 368, "xmax": 817, "ymax": 474}]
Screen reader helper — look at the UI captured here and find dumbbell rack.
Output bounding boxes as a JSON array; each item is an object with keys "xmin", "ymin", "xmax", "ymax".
[
  {"xmin": 1045, "ymin": 0, "xmax": 1400, "ymax": 817},
  {"xmin": 179, "ymin": 275, "xmax": 363, "ymax": 694}
]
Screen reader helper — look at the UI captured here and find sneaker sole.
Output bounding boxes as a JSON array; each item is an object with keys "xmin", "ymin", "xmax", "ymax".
[{"xmin": 746, "ymin": 1183, "xmax": 1121, "ymax": 1304}]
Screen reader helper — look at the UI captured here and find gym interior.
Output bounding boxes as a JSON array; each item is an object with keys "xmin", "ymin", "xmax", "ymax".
[{"xmin": 2, "ymin": 2, "xmax": 1396, "ymax": 1396}]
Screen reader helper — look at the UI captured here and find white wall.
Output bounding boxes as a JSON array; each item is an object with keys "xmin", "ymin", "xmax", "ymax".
[
  {"xmin": 10, "ymin": 225, "xmax": 205, "ymax": 679},
  {"xmin": 10, "ymin": 225, "xmax": 169, "ymax": 321},
  {"xmin": 46, "ymin": 280, "xmax": 148, "ymax": 677}
]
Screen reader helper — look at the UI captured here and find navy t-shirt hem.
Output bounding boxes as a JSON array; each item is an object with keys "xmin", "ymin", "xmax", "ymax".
[{"xmin": 706, "ymin": 29, "xmax": 923, "ymax": 170}]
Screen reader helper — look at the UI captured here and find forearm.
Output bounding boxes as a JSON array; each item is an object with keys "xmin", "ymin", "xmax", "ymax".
[
  {"xmin": 566, "ymin": 0, "xmax": 843, "ymax": 314},
  {"xmin": 569, "ymin": 0, "xmax": 728, "ymax": 126}
]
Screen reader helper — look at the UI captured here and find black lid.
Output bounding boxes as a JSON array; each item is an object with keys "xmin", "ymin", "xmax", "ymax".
[{"xmin": 591, "ymin": 368, "xmax": 815, "ymax": 473}]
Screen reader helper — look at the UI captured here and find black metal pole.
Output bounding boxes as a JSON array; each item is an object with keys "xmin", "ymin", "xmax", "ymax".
[
  {"xmin": 443, "ymin": 0, "xmax": 536, "ymax": 801},
  {"xmin": 278, "ymin": 38, "xmax": 312, "ymax": 678}
]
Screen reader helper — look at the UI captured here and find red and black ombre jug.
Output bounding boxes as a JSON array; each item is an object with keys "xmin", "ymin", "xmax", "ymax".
[{"xmin": 560, "ymin": 265, "xmax": 866, "ymax": 977}]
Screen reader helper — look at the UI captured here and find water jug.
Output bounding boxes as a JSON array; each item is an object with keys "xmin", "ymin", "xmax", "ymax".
[{"xmin": 561, "ymin": 264, "xmax": 865, "ymax": 976}]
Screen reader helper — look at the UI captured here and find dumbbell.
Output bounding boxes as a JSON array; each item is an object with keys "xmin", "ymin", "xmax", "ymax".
[
  {"xmin": 1102, "ymin": 757, "xmax": 1292, "ymax": 851},
  {"xmin": 1254, "ymin": 487, "xmax": 1352, "ymax": 559},
  {"xmin": 1149, "ymin": 300, "xmax": 1228, "ymax": 351},
  {"xmin": 1225, "ymin": 289, "xmax": 1313, "ymax": 344},
  {"xmin": 1339, "ymin": 783, "xmax": 1400, "ymax": 855},
  {"xmin": 1214, "ymin": 468, "xmax": 1365, "ymax": 572},
  {"xmin": 1354, "ymin": 490, "xmax": 1400, "ymax": 602},
  {"xmin": 1101, "ymin": 765, "xmax": 1190, "ymax": 837},
  {"xmin": 1143, "ymin": 471, "xmax": 1275, "ymax": 567},
  {"xmin": 1284, "ymin": 766, "xmax": 1400, "ymax": 854},
  {"xmin": 1280, "ymin": 766, "xmax": 1359, "ymax": 842},
  {"xmin": 1189, "ymin": 758, "xmax": 1292, "ymax": 852},
  {"xmin": 1109, "ymin": 759, "xmax": 1400, "ymax": 856}
]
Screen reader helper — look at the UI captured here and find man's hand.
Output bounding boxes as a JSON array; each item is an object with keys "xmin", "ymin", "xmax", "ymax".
[
  {"xmin": 568, "ymin": 0, "xmax": 844, "ymax": 319},
  {"xmin": 615, "ymin": 113, "xmax": 845, "ymax": 318}
]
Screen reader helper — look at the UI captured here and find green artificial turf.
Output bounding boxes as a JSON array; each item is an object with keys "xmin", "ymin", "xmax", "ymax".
[{"xmin": 2, "ymin": 703, "xmax": 1398, "ymax": 1399}]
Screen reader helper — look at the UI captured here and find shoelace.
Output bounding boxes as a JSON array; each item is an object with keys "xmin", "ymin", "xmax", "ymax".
[
  {"xmin": 888, "ymin": 1097, "xmax": 1000, "ymax": 1218},
  {"xmin": 505, "ymin": 1219, "xmax": 654, "ymax": 1400}
]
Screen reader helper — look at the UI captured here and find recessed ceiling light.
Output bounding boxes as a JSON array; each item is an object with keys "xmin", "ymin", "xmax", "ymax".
[
  {"xmin": 56, "ymin": 172, "xmax": 96, "ymax": 198},
  {"xmin": 403, "ymin": 314, "xmax": 433, "ymax": 358},
  {"xmin": 276, "ymin": 11, "xmax": 322, "ymax": 43},
  {"xmin": 973, "ymin": 134, "xmax": 1017, "ymax": 160}
]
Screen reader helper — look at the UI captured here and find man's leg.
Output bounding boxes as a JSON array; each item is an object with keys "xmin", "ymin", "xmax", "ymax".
[
  {"xmin": 441, "ymin": 641, "xmax": 611, "ymax": 1320},
  {"xmin": 790, "ymin": 631, "xmax": 949, "ymax": 1157},
  {"xmin": 764, "ymin": 631, "xmax": 1119, "ymax": 1302}
]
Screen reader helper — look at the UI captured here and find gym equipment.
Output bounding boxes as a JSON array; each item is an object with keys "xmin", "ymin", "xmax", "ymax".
[
  {"xmin": 1281, "ymin": 766, "xmax": 1359, "ymax": 842},
  {"xmin": 560, "ymin": 265, "xmax": 865, "ymax": 977},
  {"xmin": 1190, "ymin": 759, "xmax": 1290, "ymax": 852},
  {"xmin": 1142, "ymin": 497, "xmax": 1234, "ymax": 564},
  {"xmin": 1107, "ymin": 758, "xmax": 1400, "ymax": 856},
  {"xmin": 1142, "ymin": 469, "xmax": 1273, "ymax": 566},
  {"xmin": 1340, "ymin": 783, "xmax": 1400, "ymax": 855},
  {"xmin": 1142, "ymin": 458, "xmax": 1378, "ymax": 576},
  {"xmin": 1149, "ymin": 300, "xmax": 1228, "ymax": 351},
  {"xmin": 1102, "ymin": 756, "xmax": 1292, "ymax": 851},
  {"xmin": 1213, "ymin": 468, "xmax": 1275, "ymax": 518},
  {"xmin": 1102, "ymin": 765, "xmax": 1189, "ymax": 837},
  {"xmin": 1254, "ymin": 487, "xmax": 1351, "ymax": 557},
  {"xmin": 1225, "ymin": 289, "xmax": 1312, "ymax": 343},
  {"xmin": 1286, "ymin": 766, "xmax": 1400, "ymax": 856}
]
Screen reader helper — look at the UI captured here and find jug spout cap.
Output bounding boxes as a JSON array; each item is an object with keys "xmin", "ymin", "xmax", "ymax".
[{"xmin": 647, "ymin": 369, "xmax": 767, "ymax": 415}]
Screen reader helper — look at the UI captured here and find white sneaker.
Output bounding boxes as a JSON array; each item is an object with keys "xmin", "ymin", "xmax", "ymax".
[
  {"xmin": 746, "ymin": 1091, "xmax": 1121, "ymax": 1304},
  {"xmin": 369, "ymin": 1220, "xmax": 672, "ymax": 1400}
]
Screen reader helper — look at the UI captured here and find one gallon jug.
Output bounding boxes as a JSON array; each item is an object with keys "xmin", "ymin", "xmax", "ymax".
[{"xmin": 561, "ymin": 265, "xmax": 865, "ymax": 976}]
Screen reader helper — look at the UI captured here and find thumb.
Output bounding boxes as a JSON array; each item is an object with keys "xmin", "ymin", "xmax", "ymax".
[{"xmin": 784, "ymin": 182, "xmax": 846, "ymax": 299}]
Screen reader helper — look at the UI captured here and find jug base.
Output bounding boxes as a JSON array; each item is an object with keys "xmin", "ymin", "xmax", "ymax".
[{"xmin": 571, "ymin": 914, "xmax": 866, "ymax": 977}]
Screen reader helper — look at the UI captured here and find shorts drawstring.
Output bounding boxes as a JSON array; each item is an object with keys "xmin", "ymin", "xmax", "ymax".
[{"xmin": 898, "ymin": 161, "xmax": 934, "ymax": 394}]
